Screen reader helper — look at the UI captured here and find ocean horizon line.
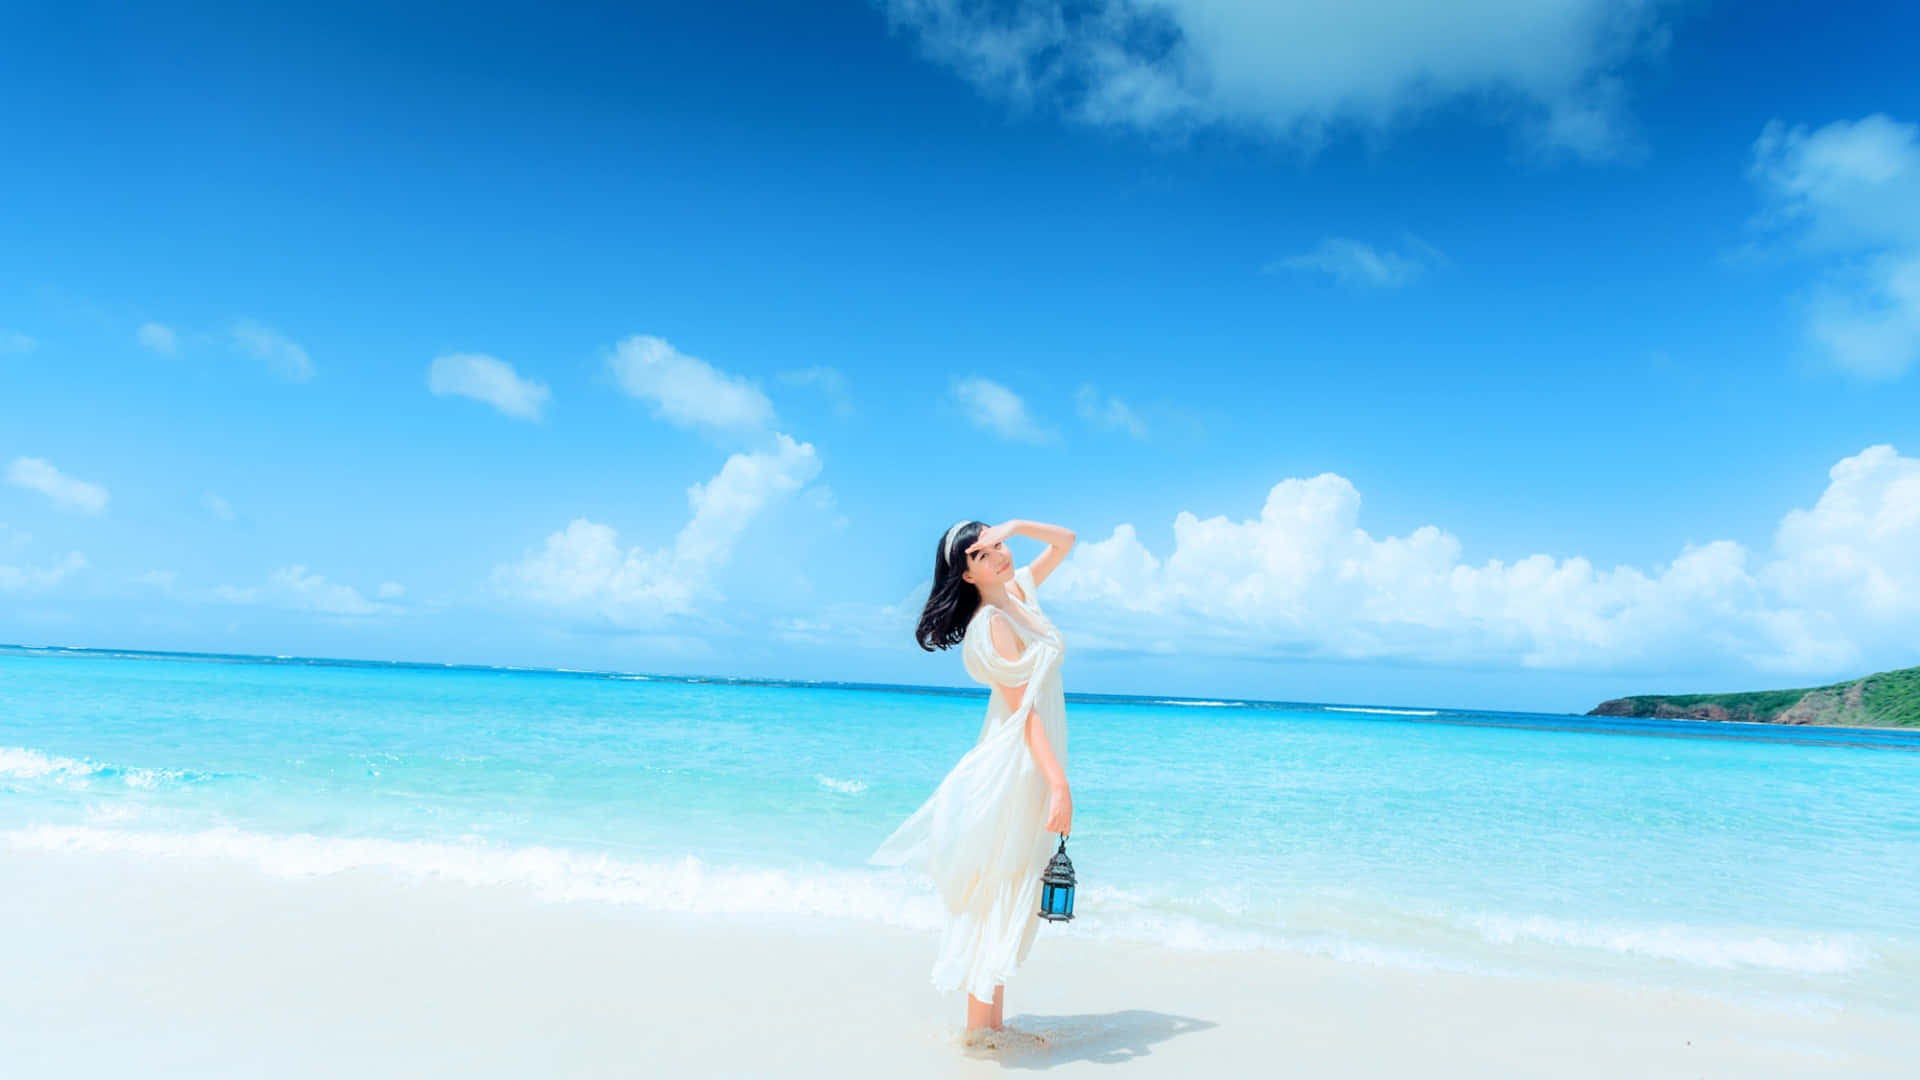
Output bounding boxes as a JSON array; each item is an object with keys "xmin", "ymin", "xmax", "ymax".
[
  {"xmin": 8, "ymin": 641, "xmax": 1920, "ymax": 749},
  {"xmin": 1, "ymin": 639, "xmax": 1479, "ymax": 713}
]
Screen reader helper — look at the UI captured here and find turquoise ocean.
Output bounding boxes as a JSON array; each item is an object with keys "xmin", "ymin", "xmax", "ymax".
[{"xmin": 4, "ymin": 644, "xmax": 1916, "ymax": 1015}]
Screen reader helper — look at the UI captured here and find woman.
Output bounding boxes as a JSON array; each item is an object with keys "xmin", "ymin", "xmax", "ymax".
[{"xmin": 869, "ymin": 517, "xmax": 1076, "ymax": 1046}]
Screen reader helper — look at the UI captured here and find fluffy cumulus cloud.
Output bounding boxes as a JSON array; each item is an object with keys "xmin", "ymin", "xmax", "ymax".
[
  {"xmin": 609, "ymin": 335, "xmax": 776, "ymax": 434},
  {"xmin": 1268, "ymin": 235, "xmax": 1447, "ymax": 288},
  {"xmin": 1039, "ymin": 445, "xmax": 1920, "ymax": 676},
  {"xmin": 880, "ymin": 0, "xmax": 1670, "ymax": 158},
  {"xmin": 213, "ymin": 565, "xmax": 401, "ymax": 617},
  {"xmin": 428, "ymin": 352, "xmax": 552, "ymax": 421},
  {"xmin": 6, "ymin": 456, "xmax": 109, "ymax": 514},
  {"xmin": 1764, "ymin": 446, "xmax": 1920, "ymax": 626},
  {"xmin": 494, "ymin": 433, "xmax": 823, "ymax": 624},
  {"xmin": 951, "ymin": 376, "xmax": 1056, "ymax": 443},
  {"xmin": 1749, "ymin": 113, "xmax": 1920, "ymax": 378},
  {"xmin": 136, "ymin": 322, "xmax": 177, "ymax": 354},
  {"xmin": 230, "ymin": 321, "xmax": 315, "ymax": 381}
]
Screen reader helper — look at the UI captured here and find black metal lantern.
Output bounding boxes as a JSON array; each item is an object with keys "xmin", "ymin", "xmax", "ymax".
[{"xmin": 1038, "ymin": 833, "xmax": 1075, "ymax": 922}]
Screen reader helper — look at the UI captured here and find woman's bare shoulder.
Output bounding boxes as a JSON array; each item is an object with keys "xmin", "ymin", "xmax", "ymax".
[{"xmin": 985, "ymin": 607, "xmax": 1027, "ymax": 659}]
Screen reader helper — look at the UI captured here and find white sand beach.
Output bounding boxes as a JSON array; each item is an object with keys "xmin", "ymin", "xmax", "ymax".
[{"xmin": 3, "ymin": 848, "xmax": 1913, "ymax": 1079}]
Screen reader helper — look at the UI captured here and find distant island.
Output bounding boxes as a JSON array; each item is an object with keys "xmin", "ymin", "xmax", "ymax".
[{"xmin": 1590, "ymin": 665, "xmax": 1920, "ymax": 728}]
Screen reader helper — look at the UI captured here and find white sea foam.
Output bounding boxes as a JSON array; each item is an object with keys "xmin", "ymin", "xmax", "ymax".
[
  {"xmin": 2, "ymin": 823, "xmax": 954, "ymax": 931},
  {"xmin": 1325, "ymin": 706, "xmax": 1440, "ymax": 716},
  {"xmin": 0, "ymin": 748, "xmax": 94, "ymax": 781},
  {"xmin": 2, "ymin": 823, "xmax": 1884, "ymax": 987},
  {"xmin": 0, "ymin": 747, "xmax": 194, "ymax": 789},
  {"xmin": 815, "ymin": 775, "xmax": 867, "ymax": 795},
  {"xmin": 0, "ymin": 824, "xmax": 1427, "ymax": 965},
  {"xmin": 1151, "ymin": 700, "xmax": 1236, "ymax": 707},
  {"xmin": 1469, "ymin": 914, "xmax": 1869, "ymax": 974}
]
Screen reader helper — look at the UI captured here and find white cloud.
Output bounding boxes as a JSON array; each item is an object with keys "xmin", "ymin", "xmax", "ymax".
[
  {"xmin": 676, "ymin": 435, "xmax": 825, "ymax": 567},
  {"xmin": 0, "ymin": 526, "xmax": 85, "ymax": 592},
  {"xmin": 1750, "ymin": 113, "xmax": 1920, "ymax": 378},
  {"xmin": 428, "ymin": 352, "xmax": 551, "ymax": 421},
  {"xmin": 774, "ymin": 579, "xmax": 933, "ymax": 650},
  {"xmin": 879, "ymin": 0, "xmax": 1669, "ymax": 159},
  {"xmin": 609, "ymin": 335, "xmax": 775, "ymax": 434},
  {"xmin": 777, "ymin": 365, "xmax": 855, "ymax": 417},
  {"xmin": 1268, "ymin": 235, "xmax": 1446, "ymax": 288},
  {"xmin": 1764, "ymin": 445, "xmax": 1920, "ymax": 625},
  {"xmin": 1750, "ymin": 114, "xmax": 1920, "ymax": 250},
  {"xmin": 136, "ymin": 322, "xmax": 177, "ymax": 355},
  {"xmin": 6, "ymin": 457, "xmax": 109, "ymax": 514},
  {"xmin": 951, "ymin": 376, "xmax": 1056, "ymax": 443},
  {"xmin": 0, "ymin": 551, "xmax": 87, "ymax": 593},
  {"xmin": 493, "ymin": 519, "xmax": 688, "ymax": 618},
  {"xmin": 230, "ymin": 321, "xmax": 314, "ymax": 381},
  {"xmin": 213, "ymin": 565, "xmax": 400, "ymax": 617},
  {"xmin": 495, "ymin": 433, "xmax": 823, "ymax": 623},
  {"xmin": 203, "ymin": 493, "xmax": 234, "ymax": 521},
  {"xmin": 1038, "ymin": 444, "xmax": 1920, "ymax": 676},
  {"xmin": 0, "ymin": 331, "xmax": 35, "ymax": 355},
  {"xmin": 1074, "ymin": 384, "xmax": 1148, "ymax": 439},
  {"xmin": 1800, "ymin": 254, "xmax": 1920, "ymax": 380}
]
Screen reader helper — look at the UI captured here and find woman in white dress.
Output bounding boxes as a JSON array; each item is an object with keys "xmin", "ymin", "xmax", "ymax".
[{"xmin": 869, "ymin": 517, "xmax": 1076, "ymax": 1041}]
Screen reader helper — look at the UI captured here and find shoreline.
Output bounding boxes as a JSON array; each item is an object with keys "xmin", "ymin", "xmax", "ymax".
[{"xmin": 6, "ymin": 848, "xmax": 1914, "ymax": 1078}]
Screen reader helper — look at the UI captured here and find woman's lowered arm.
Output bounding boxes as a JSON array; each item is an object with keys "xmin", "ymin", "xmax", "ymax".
[{"xmin": 990, "ymin": 614, "xmax": 1067, "ymax": 796}]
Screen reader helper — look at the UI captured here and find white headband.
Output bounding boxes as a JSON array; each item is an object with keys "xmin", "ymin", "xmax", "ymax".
[{"xmin": 941, "ymin": 519, "xmax": 974, "ymax": 565}]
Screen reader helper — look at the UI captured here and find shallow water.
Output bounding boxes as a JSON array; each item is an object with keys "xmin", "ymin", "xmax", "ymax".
[{"xmin": 4, "ymin": 644, "xmax": 1916, "ymax": 1013}]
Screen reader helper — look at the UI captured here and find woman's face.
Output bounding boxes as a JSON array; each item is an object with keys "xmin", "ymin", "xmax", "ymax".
[{"xmin": 961, "ymin": 536, "xmax": 1013, "ymax": 587}]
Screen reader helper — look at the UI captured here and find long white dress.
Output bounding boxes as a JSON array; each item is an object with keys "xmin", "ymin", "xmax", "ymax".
[{"xmin": 868, "ymin": 564, "xmax": 1069, "ymax": 1002}]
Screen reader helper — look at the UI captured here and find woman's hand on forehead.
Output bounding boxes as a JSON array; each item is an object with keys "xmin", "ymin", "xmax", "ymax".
[{"xmin": 967, "ymin": 522, "xmax": 1016, "ymax": 557}]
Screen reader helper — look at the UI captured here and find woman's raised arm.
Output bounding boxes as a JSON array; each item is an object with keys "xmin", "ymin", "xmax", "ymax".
[{"xmin": 1005, "ymin": 519, "xmax": 1075, "ymax": 588}]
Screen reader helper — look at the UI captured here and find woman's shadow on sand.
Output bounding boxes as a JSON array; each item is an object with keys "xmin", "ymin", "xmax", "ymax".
[{"xmin": 970, "ymin": 1010, "xmax": 1215, "ymax": 1069}]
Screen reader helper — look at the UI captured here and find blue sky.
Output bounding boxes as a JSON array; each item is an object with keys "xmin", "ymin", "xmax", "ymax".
[{"xmin": 4, "ymin": 0, "xmax": 1918, "ymax": 712}]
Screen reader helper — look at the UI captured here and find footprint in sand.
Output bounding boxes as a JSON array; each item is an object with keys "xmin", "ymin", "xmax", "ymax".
[{"xmin": 959, "ymin": 1026, "xmax": 1052, "ymax": 1053}]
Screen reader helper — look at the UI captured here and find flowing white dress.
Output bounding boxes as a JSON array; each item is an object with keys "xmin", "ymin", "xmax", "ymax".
[{"xmin": 868, "ymin": 564, "xmax": 1069, "ymax": 1002}]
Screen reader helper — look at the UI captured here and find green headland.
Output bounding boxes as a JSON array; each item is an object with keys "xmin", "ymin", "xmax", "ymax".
[{"xmin": 1590, "ymin": 664, "xmax": 1920, "ymax": 728}]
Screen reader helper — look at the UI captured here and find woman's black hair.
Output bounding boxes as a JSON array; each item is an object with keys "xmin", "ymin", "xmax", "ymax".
[{"xmin": 915, "ymin": 520, "xmax": 986, "ymax": 651}]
